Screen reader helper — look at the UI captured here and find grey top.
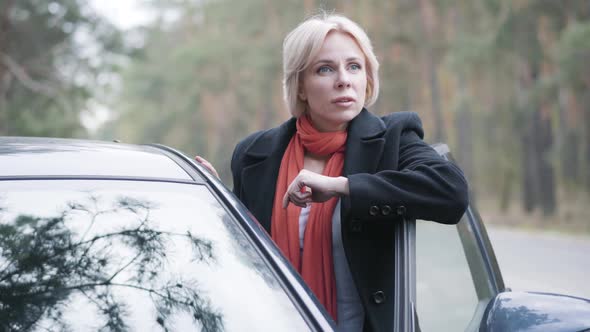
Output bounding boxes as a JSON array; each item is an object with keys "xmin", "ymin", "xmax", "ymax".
[{"xmin": 299, "ymin": 200, "xmax": 364, "ymax": 331}]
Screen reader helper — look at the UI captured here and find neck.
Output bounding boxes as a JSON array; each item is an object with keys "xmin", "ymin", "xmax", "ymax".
[{"xmin": 305, "ymin": 151, "xmax": 331, "ymax": 160}]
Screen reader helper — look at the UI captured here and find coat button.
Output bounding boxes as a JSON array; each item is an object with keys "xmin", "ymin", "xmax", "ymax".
[
  {"xmin": 372, "ymin": 291, "xmax": 386, "ymax": 304},
  {"xmin": 381, "ymin": 205, "xmax": 392, "ymax": 216},
  {"xmin": 369, "ymin": 205, "xmax": 379, "ymax": 216},
  {"xmin": 396, "ymin": 205, "xmax": 407, "ymax": 216},
  {"xmin": 350, "ymin": 219, "xmax": 362, "ymax": 233}
]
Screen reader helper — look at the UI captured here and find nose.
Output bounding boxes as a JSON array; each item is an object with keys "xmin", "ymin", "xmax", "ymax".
[{"xmin": 335, "ymin": 68, "xmax": 351, "ymax": 89}]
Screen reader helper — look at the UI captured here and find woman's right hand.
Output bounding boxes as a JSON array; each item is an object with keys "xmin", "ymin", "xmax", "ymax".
[
  {"xmin": 282, "ymin": 169, "xmax": 349, "ymax": 208},
  {"xmin": 194, "ymin": 156, "xmax": 220, "ymax": 179}
]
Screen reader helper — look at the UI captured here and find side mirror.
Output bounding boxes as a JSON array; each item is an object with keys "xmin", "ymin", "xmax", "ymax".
[{"xmin": 480, "ymin": 291, "xmax": 590, "ymax": 331}]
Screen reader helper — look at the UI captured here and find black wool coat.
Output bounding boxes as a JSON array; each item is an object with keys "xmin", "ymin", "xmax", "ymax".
[{"xmin": 230, "ymin": 109, "xmax": 469, "ymax": 332}]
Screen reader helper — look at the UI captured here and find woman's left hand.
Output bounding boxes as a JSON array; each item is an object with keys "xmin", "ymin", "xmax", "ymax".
[
  {"xmin": 282, "ymin": 169, "xmax": 349, "ymax": 208},
  {"xmin": 194, "ymin": 155, "xmax": 220, "ymax": 178}
]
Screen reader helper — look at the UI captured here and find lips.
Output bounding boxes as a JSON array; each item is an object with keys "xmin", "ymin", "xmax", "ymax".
[{"xmin": 332, "ymin": 96, "xmax": 356, "ymax": 103}]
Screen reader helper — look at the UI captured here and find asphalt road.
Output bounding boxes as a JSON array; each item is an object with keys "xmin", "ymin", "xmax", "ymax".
[{"xmin": 486, "ymin": 225, "xmax": 590, "ymax": 299}]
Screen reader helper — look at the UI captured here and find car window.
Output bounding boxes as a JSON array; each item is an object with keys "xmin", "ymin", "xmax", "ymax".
[
  {"xmin": 0, "ymin": 180, "xmax": 310, "ymax": 331},
  {"xmin": 414, "ymin": 219, "xmax": 480, "ymax": 331}
]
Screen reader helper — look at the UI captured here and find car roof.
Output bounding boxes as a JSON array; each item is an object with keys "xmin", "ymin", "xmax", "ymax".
[{"xmin": 0, "ymin": 136, "xmax": 196, "ymax": 180}]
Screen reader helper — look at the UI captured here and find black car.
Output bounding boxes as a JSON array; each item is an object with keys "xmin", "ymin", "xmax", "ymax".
[{"xmin": 0, "ymin": 137, "xmax": 589, "ymax": 332}]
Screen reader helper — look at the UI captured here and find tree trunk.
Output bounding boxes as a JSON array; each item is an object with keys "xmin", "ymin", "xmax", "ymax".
[
  {"xmin": 500, "ymin": 168, "xmax": 514, "ymax": 212},
  {"xmin": 0, "ymin": 0, "xmax": 14, "ymax": 135},
  {"xmin": 419, "ymin": 0, "xmax": 446, "ymax": 143},
  {"xmin": 518, "ymin": 60, "xmax": 556, "ymax": 216},
  {"xmin": 534, "ymin": 107, "xmax": 556, "ymax": 216},
  {"xmin": 558, "ymin": 88, "xmax": 579, "ymax": 184},
  {"xmin": 584, "ymin": 92, "xmax": 590, "ymax": 192},
  {"xmin": 521, "ymin": 114, "xmax": 538, "ymax": 212},
  {"xmin": 303, "ymin": 0, "xmax": 315, "ymax": 15},
  {"xmin": 428, "ymin": 58, "xmax": 445, "ymax": 142},
  {"xmin": 450, "ymin": 7, "xmax": 472, "ymax": 184},
  {"xmin": 454, "ymin": 93, "xmax": 473, "ymax": 183},
  {"xmin": 520, "ymin": 63, "xmax": 540, "ymax": 213}
]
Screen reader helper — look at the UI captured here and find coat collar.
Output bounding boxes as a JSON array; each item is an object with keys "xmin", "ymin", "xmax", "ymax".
[
  {"xmin": 244, "ymin": 109, "xmax": 385, "ymax": 160},
  {"xmin": 240, "ymin": 109, "xmax": 386, "ymax": 231},
  {"xmin": 244, "ymin": 118, "xmax": 296, "ymax": 160}
]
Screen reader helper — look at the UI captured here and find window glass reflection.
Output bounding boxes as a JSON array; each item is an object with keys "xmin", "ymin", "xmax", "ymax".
[
  {"xmin": 415, "ymin": 219, "xmax": 479, "ymax": 331},
  {"xmin": 0, "ymin": 180, "xmax": 309, "ymax": 331}
]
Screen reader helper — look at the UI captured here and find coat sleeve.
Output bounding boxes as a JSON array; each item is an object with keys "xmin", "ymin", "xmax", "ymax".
[
  {"xmin": 230, "ymin": 138, "xmax": 247, "ymax": 197},
  {"xmin": 346, "ymin": 116, "xmax": 469, "ymax": 224},
  {"xmin": 230, "ymin": 130, "xmax": 264, "ymax": 198}
]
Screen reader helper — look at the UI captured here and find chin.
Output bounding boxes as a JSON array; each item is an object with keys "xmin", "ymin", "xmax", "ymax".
[
  {"xmin": 327, "ymin": 111, "xmax": 361, "ymax": 128},
  {"xmin": 339, "ymin": 108, "xmax": 362, "ymax": 121}
]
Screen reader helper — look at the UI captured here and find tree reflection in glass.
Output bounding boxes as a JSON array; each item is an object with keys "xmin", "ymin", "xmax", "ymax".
[
  {"xmin": 494, "ymin": 297, "xmax": 560, "ymax": 330},
  {"xmin": 216, "ymin": 212, "xmax": 280, "ymax": 290},
  {"xmin": 0, "ymin": 195, "xmax": 223, "ymax": 332}
]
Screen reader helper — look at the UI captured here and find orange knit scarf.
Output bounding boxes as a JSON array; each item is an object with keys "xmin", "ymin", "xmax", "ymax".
[{"xmin": 270, "ymin": 114, "xmax": 347, "ymax": 320}]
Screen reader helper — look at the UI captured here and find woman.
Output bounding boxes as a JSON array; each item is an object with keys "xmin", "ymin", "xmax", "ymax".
[{"xmin": 198, "ymin": 13, "xmax": 468, "ymax": 332}]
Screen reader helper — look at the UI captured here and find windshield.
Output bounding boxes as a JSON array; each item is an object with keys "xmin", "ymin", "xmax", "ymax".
[{"xmin": 0, "ymin": 180, "xmax": 310, "ymax": 331}]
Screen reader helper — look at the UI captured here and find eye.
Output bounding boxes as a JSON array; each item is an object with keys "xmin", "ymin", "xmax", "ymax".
[
  {"xmin": 349, "ymin": 63, "xmax": 362, "ymax": 71},
  {"xmin": 317, "ymin": 66, "xmax": 333, "ymax": 74}
]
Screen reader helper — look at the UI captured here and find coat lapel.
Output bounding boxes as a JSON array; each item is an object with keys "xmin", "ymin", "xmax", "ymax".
[
  {"xmin": 342, "ymin": 109, "xmax": 386, "ymax": 217},
  {"xmin": 241, "ymin": 118, "xmax": 296, "ymax": 232},
  {"xmin": 343, "ymin": 109, "xmax": 386, "ymax": 176}
]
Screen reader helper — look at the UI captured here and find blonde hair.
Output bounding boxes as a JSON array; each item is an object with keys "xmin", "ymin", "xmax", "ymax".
[{"xmin": 283, "ymin": 13, "xmax": 380, "ymax": 117}]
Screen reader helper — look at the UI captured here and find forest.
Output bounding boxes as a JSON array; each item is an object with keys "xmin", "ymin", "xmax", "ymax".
[{"xmin": 1, "ymin": 0, "xmax": 589, "ymax": 231}]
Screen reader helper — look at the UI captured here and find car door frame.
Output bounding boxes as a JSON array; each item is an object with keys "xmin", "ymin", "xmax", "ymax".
[
  {"xmin": 152, "ymin": 144, "xmax": 337, "ymax": 332},
  {"xmin": 400, "ymin": 143, "xmax": 506, "ymax": 332}
]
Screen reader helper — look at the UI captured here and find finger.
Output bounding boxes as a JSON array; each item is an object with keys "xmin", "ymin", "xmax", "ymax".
[
  {"xmin": 289, "ymin": 197, "xmax": 308, "ymax": 208},
  {"xmin": 290, "ymin": 191, "xmax": 310, "ymax": 206},
  {"xmin": 283, "ymin": 177, "xmax": 300, "ymax": 208},
  {"xmin": 284, "ymin": 191, "xmax": 304, "ymax": 208},
  {"xmin": 297, "ymin": 191, "xmax": 312, "ymax": 202},
  {"xmin": 195, "ymin": 156, "xmax": 212, "ymax": 170},
  {"xmin": 197, "ymin": 156, "xmax": 211, "ymax": 167},
  {"xmin": 209, "ymin": 166, "xmax": 219, "ymax": 178},
  {"xmin": 295, "ymin": 193, "xmax": 313, "ymax": 207},
  {"xmin": 283, "ymin": 180, "xmax": 311, "ymax": 208},
  {"xmin": 195, "ymin": 155, "xmax": 212, "ymax": 167},
  {"xmin": 283, "ymin": 183, "xmax": 298, "ymax": 208},
  {"xmin": 282, "ymin": 191, "xmax": 289, "ymax": 209},
  {"xmin": 300, "ymin": 192, "xmax": 312, "ymax": 207},
  {"xmin": 195, "ymin": 156, "xmax": 220, "ymax": 178}
]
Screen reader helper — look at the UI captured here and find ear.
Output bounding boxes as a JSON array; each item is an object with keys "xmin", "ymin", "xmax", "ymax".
[{"xmin": 298, "ymin": 86, "xmax": 307, "ymax": 101}]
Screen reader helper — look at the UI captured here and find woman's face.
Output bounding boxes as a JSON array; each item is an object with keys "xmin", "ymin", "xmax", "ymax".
[{"xmin": 300, "ymin": 31, "xmax": 367, "ymax": 132}]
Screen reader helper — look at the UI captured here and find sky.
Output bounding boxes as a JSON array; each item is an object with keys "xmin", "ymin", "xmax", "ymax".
[
  {"xmin": 81, "ymin": 1, "xmax": 153, "ymax": 133},
  {"xmin": 90, "ymin": 0, "xmax": 153, "ymax": 30}
]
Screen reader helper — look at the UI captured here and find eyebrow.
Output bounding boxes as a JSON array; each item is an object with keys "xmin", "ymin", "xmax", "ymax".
[{"xmin": 314, "ymin": 57, "xmax": 363, "ymax": 65}]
